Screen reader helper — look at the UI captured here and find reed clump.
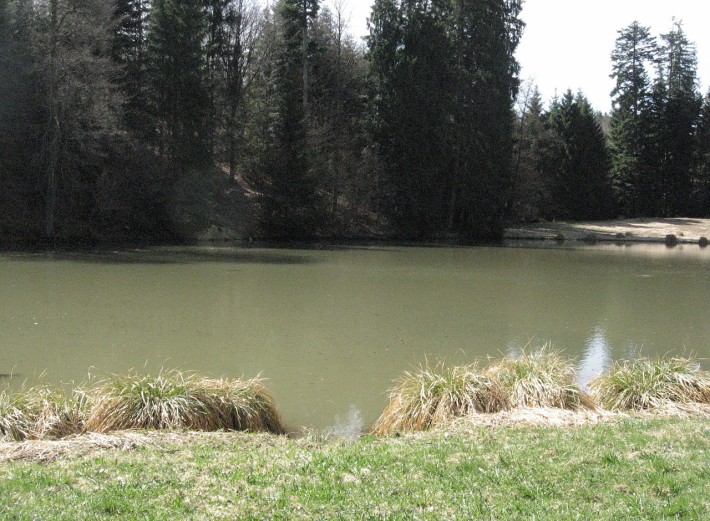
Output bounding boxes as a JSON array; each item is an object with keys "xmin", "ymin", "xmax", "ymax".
[
  {"xmin": 84, "ymin": 370, "xmax": 284, "ymax": 435},
  {"xmin": 588, "ymin": 357, "xmax": 710, "ymax": 411},
  {"xmin": 373, "ymin": 348, "xmax": 596, "ymax": 435},
  {"xmin": 0, "ymin": 385, "xmax": 86, "ymax": 441},
  {"xmin": 485, "ymin": 348, "xmax": 595, "ymax": 410},
  {"xmin": 371, "ymin": 363, "xmax": 507, "ymax": 436}
]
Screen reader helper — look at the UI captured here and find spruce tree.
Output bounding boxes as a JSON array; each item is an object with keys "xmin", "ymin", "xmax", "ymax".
[
  {"xmin": 508, "ymin": 85, "xmax": 550, "ymax": 221},
  {"xmin": 367, "ymin": 0, "xmax": 523, "ymax": 239},
  {"xmin": 693, "ymin": 91, "xmax": 710, "ymax": 215},
  {"xmin": 450, "ymin": 0, "xmax": 523, "ymax": 238},
  {"xmin": 308, "ymin": 4, "xmax": 369, "ymax": 230},
  {"xmin": 650, "ymin": 20, "xmax": 702, "ymax": 216},
  {"xmin": 148, "ymin": 0, "xmax": 211, "ymax": 169},
  {"xmin": 609, "ymin": 21, "xmax": 657, "ymax": 215},
  {"xmin": 542, "ymin": 91, "xmax": 614, "ymax": 220},
  {"xmin": 378, "ymin": 0, "xmax": 455, "ymax": 237},
  {"xmin": 258, "ymin": 0, "xmax": 324, "ymax": 239},
  {"xmin": 112, "ymin": 0, "xmax": 150, "ymax": 135}
]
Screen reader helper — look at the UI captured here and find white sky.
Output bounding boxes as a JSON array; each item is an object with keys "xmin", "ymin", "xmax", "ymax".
[{"xmin": 331, "ymin": 0, "xmax": 710, "ymax": 113}]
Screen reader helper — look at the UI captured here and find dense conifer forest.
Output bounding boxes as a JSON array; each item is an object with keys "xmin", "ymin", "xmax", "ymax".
[{"xmin": 0, "ymin": 0, "xmax": 708, "ymax": 243}]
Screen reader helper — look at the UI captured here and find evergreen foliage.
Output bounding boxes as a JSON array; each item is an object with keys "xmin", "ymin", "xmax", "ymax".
[
  {"xmin": 609, "ymin": 22, "xmax": 657, "ymax": 215},
  {"xmin": 256, "ymin": 0, "xmax": 326, "ymax": 239},
  {"xmin": 148, "ymin": 0, "xmax": 212, "ymax": 168},
  {"xmin": 650, "ymin": 21, "xmax": 702, "ymax": 216},
  {"xmin": 112, "ymin": 0, "xmax": 150, "ymax": 135},
  {"xmin": 695, "ymin": 92, "xmax": 710, "ymax": 214},
  {"xmin": 508, "ymin": 85, "xmax": 550, "ymax": 222},
  {"xmin": 0, "ymin": 4, "xmax": 708, "ymax": 243},
  {"xmin": 368, "ymin": 0, "xmax": 523, "ymax": 239},
  {"xmin": 608, "ymin": 20, "xmax": 704, "ymax": 218},
  {"xmin": 541, "ymin": 91, "xmax": 614, "ymax": 221},
  {"xmin": 369, "ymin": 0, "xmax": 456, "ymax": 237}
]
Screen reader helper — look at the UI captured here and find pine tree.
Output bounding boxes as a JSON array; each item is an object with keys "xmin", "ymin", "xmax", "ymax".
[{"xmin": 609, "ymin": 21, "xmax": 657, "ymax": 215}]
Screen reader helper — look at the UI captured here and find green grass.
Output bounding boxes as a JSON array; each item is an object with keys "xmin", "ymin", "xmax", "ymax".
[
  {"xmin": 589, "ymin": 357, "xmax": 710, "ymax": 411},
  {"xmin": 1, "ymin": 418, "xmax": 708, "ymax": 520}
]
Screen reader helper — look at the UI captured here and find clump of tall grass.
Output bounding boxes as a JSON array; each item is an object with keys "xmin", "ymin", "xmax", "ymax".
[
  {"xmin": 588, "ymin": 357, "xmax": 710, "ymax": 411},
  {"xmin": 84, "ymin": 370, "xmax": 284, "ymax": 435},
  {"xmin": 485, "ymin": 347, "xmax": 595, "ymax": 410},
  {"xmin": 371, "ymin": 362, "xmax": 507, "ymax": 436},
  {"xmin": 0, "ymin": 386, "xmax": 86, "ymax": 441}
]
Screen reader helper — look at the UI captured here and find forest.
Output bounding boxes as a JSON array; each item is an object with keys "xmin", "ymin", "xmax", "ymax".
[{"xmin": 0, "ymin": 0, "xmax": 709, "ymax": 243}]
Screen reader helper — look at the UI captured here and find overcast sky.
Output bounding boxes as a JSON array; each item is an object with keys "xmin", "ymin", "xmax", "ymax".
[{"xmin": 330, "ymin": 0, "xmax": 710, "ymax": 113}]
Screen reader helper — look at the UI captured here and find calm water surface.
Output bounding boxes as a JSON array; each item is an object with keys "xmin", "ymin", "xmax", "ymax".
[{"xmin": 1, "ymin": 244, "xmax": 709, "ymax": 432}]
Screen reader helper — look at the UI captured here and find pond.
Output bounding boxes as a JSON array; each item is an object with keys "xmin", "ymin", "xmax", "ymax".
[{"xmin": 1, "ymin": 243, "xmax": 709, "ymax": 433}]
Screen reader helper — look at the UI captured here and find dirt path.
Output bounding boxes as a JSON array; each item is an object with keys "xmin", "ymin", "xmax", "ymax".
[{"xmin": 505, "ymin": 218, "xmax": 710, "ymax": 244}]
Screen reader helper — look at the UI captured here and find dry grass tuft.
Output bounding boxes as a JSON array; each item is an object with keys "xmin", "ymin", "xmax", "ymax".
[
  {"xmin": 588, "ymin": 357, "xmax": 710, "ymax": 411},
  {"xmin": 0, "ymin": 386, "xmax": 86, "ymax": 442},
  {"xmin": 485, "ymin": 347, "xmax": 595, "ymax": 410},
  {"xmin": 371, "ymin": 362, "xmax": 507, "ymax": 436},
  {"xmin": 84, "ymin": 370, "xmax": 284, "ymax": 435}
]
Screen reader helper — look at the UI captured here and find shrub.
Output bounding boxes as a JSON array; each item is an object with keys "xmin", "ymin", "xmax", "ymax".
[
  {"xmin": 84, "ymin": 370, "xmax": 285, "ymax": 434},
  {"xmin": 371, "ymin": 363, "xmax": 507, "ymax": 436},
  {"xmin": 588, "ymin": 357, "xmax": 710, "ymax": 411}
]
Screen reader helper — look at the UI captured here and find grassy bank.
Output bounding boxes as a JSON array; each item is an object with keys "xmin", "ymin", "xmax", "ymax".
[{"xmin": 1, "ymin": 418, "xmax": 708, "ymax": 520}]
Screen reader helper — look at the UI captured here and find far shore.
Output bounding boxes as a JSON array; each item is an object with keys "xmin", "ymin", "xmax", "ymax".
[{"xmin": 504, "ymin": 217, "xmax": 710, "ymax": 244}]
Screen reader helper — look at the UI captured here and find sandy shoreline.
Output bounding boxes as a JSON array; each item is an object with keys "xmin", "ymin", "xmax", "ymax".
[{"xmin": 505, "ymin": 218, "xmax": 710, "ymax": 244}]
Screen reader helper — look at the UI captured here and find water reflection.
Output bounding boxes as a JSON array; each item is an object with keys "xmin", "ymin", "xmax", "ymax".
[
  {"xmin": 327, "ymin": 405, "xmax": 364, "ymax": 440},
  {"xmin": 577, "ymin": 326, "xmax": 612, "ymax": 387}
]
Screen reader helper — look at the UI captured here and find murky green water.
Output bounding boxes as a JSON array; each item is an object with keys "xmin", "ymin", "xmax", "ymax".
[{"xmin": 1, "ymin": 243, "xmax": 709, "ymax": 432}]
